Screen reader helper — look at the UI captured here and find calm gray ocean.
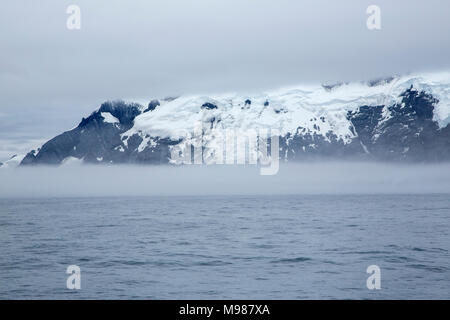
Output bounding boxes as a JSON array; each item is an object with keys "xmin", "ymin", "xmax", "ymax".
[{"xmin": 0, "ymin": 194, "xmax": 449, "ymax": 299}]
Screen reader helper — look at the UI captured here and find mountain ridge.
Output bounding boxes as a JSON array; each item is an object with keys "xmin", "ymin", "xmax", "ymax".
[{"xmin": 12, "ymin": 72, "xmax": 450, "ymax": 166}]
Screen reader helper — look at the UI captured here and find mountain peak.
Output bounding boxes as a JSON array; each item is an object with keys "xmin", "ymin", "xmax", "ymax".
[{"xmin": 16, "ymin": 72, "xmax": 450, "ymax": 166}]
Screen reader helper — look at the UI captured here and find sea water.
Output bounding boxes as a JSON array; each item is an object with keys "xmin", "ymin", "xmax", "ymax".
[{"xmin": 0, "ymin": 194, "xmax": 448, "ymax": 299}]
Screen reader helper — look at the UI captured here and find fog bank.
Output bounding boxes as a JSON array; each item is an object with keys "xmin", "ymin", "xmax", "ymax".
[{"xmin": 1, "ymin": 162, "xmax": 450, "ymax": 198}]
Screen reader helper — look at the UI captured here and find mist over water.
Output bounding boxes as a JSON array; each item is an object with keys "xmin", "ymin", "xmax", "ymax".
[{"xmin": 1, "ymin": 162, "xmax": 450, "ymax": 197}]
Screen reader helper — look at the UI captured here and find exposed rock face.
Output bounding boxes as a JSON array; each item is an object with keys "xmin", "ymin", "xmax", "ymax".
[
  {"xmin": 21, "ymin": 101, "xmax": 179, "ymax": 165},
  {"xmin": 20, "ymin": 74, "xmax": 450, "ymax": 166},
  {"xmin": 348, "ymin": 86, "xmax": 450, "ymax": 161},
  {"xmin": 201, "ymin": 102, "xmax": 218, "ymax": 110},
  {"xmin": 144, "ymin": 100, "xmax": 160, "ymax": 113}
]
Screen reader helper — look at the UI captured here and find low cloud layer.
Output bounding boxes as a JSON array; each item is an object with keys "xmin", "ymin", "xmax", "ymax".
[{"xmin": 1, "ymin": 163, "xmax": 450, "ymax": 197}]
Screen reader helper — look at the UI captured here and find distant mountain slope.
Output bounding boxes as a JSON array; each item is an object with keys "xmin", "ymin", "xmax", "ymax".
[{"xmin": 20, "ymin": 72, "xmax": 450, "ymax": 166}]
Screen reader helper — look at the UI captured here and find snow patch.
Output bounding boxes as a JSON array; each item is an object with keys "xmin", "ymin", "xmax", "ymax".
[
  {"xmin": 101, "ymin": 112, "xmax": 120, "ymax": 124},
  {"xmin": 114, "ymin": 145, "xmax": 125, "ymax": 152}
]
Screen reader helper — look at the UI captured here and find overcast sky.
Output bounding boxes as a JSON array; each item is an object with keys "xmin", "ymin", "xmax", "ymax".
[{"xmin": 1, "ymin": 0, "xmax": 450, "ymax": 160}]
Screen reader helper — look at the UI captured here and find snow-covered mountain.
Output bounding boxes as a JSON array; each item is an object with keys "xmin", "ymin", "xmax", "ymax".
[{"xmin": 17, "ymin": 72, "xmax": 450, "ymax": 166}]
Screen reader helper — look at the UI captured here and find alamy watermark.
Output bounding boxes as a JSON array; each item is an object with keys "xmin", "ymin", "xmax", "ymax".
[
  {"xmin": 366, "ymin": 5, "xmax": 381, "ymax": 30},
  {"xmin": 66, "ymin": 5, "xmax": 81, "ymax": 30},
  {"xmin": 65, "ymin": 5, "xmax": 381, "ymax": 31},
  {"xmin": 169, "ymin": 128, "xmax": 280, "ymax": 175},
  {"xmin": 366, "ymin": 265, "xmax": 381, "ymax": 290},
  {"xmin": 66, "ymin": 265, "xmax": 81, "ymax": 290}
]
